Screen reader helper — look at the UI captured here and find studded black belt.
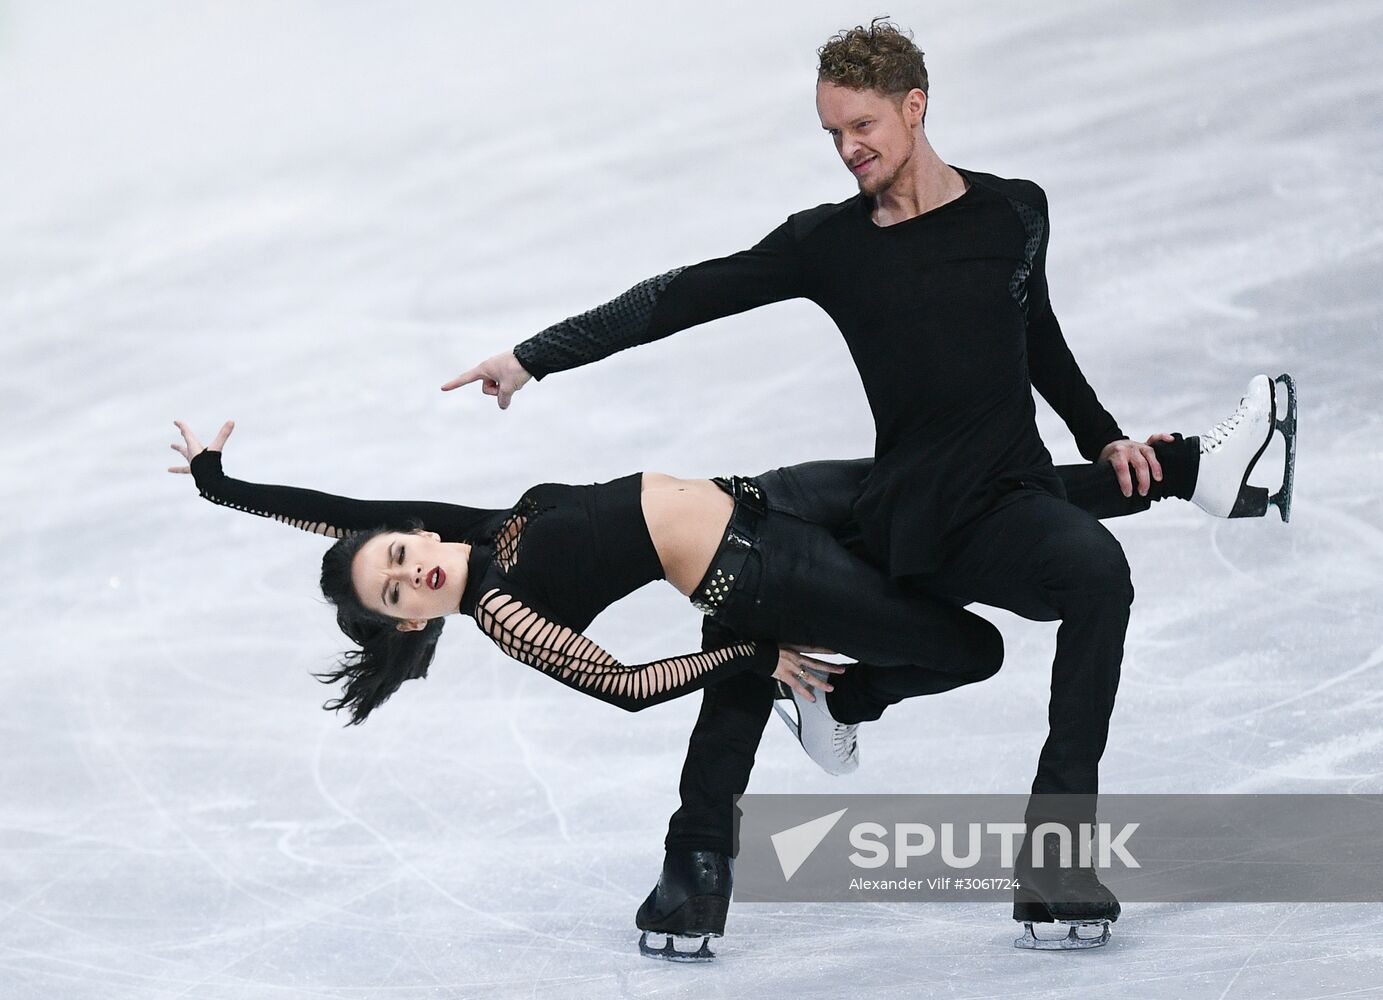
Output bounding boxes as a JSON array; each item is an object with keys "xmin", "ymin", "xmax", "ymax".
[{"xmin": 690, "ymin": 475, "xmax": 766, "ymax": 615}]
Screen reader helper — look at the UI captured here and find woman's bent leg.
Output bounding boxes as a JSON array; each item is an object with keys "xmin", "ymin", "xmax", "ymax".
[{"xmin": 750, "ymin": 510, "xmax": 1005, "ymax": 724}]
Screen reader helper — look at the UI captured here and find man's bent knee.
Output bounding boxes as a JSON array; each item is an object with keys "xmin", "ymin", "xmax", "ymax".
[
  {"xmin": 1090, "ymin": 540, "xmax": 1134, "ymax": 607},
  {"xmin": 1047, "ymin": 527, "xmax": 1135, "ymax": 607}
]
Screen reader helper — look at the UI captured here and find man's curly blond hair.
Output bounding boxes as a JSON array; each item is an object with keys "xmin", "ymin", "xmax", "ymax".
[{"xmin": 817, "ymin": 16, "xmax": 929, "ymax": 120}]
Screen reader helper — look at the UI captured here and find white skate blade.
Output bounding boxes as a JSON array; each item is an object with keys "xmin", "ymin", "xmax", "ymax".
[
  {"xmin": 1013, "ymin": 919, "xmax": 1111, "ymax": 951},
  {"xmin": 638, "ymin": 931, "xmax": 716, "ymax": 962}
]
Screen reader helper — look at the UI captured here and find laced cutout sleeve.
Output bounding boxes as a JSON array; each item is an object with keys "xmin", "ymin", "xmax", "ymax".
[
  {"xmin": 188, "ymin": 449, "xmax": 505, "ymax": 542},
  {"xmin": 473, "ymin": 588, "xmax": 778, "ymax": 712}
]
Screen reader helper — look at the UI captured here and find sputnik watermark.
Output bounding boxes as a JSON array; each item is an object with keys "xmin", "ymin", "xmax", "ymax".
[
  {"xmin": 770, "ymin": 813, "xmax": 1138, "ymax": 882},
  {"xmin": 737, "ymin": 794, "xmax": 1383, "ymax": 903},
  {"xmin": 769, "ymin": 808, "xmax": 849, "ymax": 881},
  {"xmin": 847, "ymin": 820, "xmax": 1139, "ymax": 871}
]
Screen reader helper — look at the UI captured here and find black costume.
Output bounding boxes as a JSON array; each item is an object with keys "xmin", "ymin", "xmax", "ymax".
[{"xmin": 510, "ymin": 167, "xmax": 1168, "ymax": 835}]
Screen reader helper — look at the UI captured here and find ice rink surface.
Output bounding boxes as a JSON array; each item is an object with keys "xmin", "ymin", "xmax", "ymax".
[{"xmin": 3, "ymin": 0, "xmax": 1382, "ymax": 996}]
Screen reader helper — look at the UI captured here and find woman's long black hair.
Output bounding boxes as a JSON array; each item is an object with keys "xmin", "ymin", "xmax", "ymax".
[{"xmin": 314, "ymin": 519, "xmax": 447, "ymax": 726}]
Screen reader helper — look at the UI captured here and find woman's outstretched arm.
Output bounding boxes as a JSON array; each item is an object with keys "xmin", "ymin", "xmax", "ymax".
[
  {"xmin": 471, "ymin": 587, "xmax": 786, "ymax": 713},
  {"xmin": 169, "ymin": 420, "xmax": 506, "ymax": 542}
]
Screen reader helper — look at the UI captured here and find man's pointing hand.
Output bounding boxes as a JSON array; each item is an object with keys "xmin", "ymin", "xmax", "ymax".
[{"xmin": 441, "ymin": 350, "xmax": 533, "ymax": 410}]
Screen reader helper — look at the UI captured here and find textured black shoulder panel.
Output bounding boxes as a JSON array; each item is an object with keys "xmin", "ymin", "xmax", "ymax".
[
  {"xmin": 955, "ymin": 168, "xmax": 1048, "ymax": 311},
  {"xmin": 1004, "ymin": 196, "xmax": 1044, "ymax": 311}
]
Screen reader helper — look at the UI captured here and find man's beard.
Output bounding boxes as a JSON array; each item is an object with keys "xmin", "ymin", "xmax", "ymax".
[{"xmin": 858, "ymin": 148, "xmax": 911, "ymax": 197}]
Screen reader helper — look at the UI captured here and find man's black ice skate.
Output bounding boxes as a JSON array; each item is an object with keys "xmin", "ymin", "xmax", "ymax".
[
  {"xmin": 635, "ymin": 849, "xmax": 731, "ymax": 962},
  {"xmin": 1191, "ymin": 373, "xmax": 1298, "ymax": 522},
  {"xmin": 1012, "ymin": 835, "xmax": 1120, "ymax": 951}
]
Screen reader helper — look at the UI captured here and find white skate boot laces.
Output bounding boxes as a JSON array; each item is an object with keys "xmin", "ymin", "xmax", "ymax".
[
  {"xmin": 833, "ymin": 722, "xmax": 858, "ymax": 761},
  {"xmin": 1200, "ymin": 397, "xmax": 1248, "ymax": 454}
]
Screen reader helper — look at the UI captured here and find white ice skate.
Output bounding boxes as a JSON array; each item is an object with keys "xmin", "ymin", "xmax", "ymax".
[
  {"xmin": 773, "ymin": 667, "xmax": 859, "ymax": 775},
  {"xmin": 1191, "ymin": 373, "xmax": 1297, "ymax": 521}
]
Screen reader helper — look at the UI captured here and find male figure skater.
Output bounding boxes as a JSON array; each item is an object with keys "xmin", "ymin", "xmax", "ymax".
[{"xmin": 443, "ymin": 19, "xmax": 1295, "ymax": 953}]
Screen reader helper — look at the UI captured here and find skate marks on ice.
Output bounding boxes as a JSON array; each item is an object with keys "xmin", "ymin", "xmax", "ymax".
[
  {"xmin": 630, "ymin": 901, "xmax": 1383, "ymax": 1000},
  {"xmin": 1186, "ymin": 497, "xmax": 1383, "ymax": 789},
  {"xmin": 1108, "ymin": 504, "xmax": 1383, "ymax": 795}
]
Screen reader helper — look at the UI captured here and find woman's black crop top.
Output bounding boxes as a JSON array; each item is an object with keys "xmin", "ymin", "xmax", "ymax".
[{"xmin": 189, "ymin": 450, "xmax": 778, "ymax": 711}]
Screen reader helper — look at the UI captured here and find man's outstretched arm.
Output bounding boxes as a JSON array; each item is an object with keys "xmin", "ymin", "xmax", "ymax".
[
  {"xmin": 442, "ymin": 218, "xmax": 805, "ymax": 408},
  {"xmin": 1020, "ymin": 186, "xmax": 1163, "ymax": 497}
]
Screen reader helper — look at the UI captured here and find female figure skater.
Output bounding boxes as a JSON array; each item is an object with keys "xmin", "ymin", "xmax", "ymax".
[{"xmin": 168, "ymin": 420, "xmax": 1007, "ymax": 743}]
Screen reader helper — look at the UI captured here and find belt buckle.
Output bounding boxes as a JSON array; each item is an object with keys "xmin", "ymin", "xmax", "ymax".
[{"xmin": 726, "ymin": 529, "xmax": 752, "ymax": 549}]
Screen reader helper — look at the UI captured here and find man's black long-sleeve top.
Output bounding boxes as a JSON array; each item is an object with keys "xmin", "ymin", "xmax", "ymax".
[{"xmin": 513, "ymin": 167, "xmax": 1125, "ymax": 576}]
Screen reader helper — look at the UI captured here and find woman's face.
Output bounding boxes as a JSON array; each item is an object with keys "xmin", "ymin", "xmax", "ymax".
[{"xmin": 350, "ymin": 530, "xmax": 468, "ymax": 629}]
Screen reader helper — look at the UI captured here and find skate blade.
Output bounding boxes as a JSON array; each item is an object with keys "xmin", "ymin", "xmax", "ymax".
[
  {"xmin": 772, "ymin": 690, "xmax": 803, "ymax": 742},
  {"xmin": 1013, "ymin": 919, "xmax": 1111, "ymax": 951},
  {"xmin": 638, "ymin": 931, "xmax": 716, "ymax": 962},
  {"xmin": 1270, "ymin": 373, "xmax": 1297, "ymax": 523}
]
